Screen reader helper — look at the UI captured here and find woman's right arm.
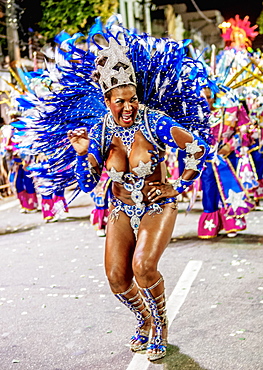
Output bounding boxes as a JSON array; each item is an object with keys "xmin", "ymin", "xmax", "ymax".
[{"xmin": 67, "ymin": 128, "xmax": 102, "ymax": 193}]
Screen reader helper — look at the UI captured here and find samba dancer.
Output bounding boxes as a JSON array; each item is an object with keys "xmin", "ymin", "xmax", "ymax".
[
  {"xmin": 67, "ymin": 36, "xmax": 210, "ymax": 361},
  {"xmin": 13, "ymin": 20, "xmax": 213, "ymax": 361}
]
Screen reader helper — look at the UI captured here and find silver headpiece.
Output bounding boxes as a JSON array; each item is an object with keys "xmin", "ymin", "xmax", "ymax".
[{"xmin": 96, "ymin": 37, "xmax": 137, "ymax": 94}]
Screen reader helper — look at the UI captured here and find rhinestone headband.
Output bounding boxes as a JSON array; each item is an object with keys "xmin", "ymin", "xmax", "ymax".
[{"xmin": 96, "ymin": 37, "xmax": 137, "ymax": 94}]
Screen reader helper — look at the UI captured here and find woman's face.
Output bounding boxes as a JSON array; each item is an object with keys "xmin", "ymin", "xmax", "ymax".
[
  {"xmin": 105, "ymin": 85, "xmax": 139, "ymax": 127},
  {"xmin": 203, "ymin": 88, "xmax": 215, "ymax": 111}
]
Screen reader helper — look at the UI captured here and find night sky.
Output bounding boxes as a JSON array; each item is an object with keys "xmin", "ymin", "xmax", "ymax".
[
  {"xmin": 18, "ymin": 0, "xmax": 262, "ymax": 33},
  {"xmin": 183, "ymin": 0, "xmax": 262, "ymax": 26}
]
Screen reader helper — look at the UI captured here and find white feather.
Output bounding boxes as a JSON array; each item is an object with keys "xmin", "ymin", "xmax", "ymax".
[{"xmin": 182, "ymin": 101, "xmax": 187, "ymax": 115}]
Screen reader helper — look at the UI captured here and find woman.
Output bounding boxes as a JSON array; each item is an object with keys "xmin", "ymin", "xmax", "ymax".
[
  {"xmin": 198, "ymin": 88, "xmax": 254, "ymax": 239},
  {"xmin": 12, "ymin": 23, "xmax": 212, "ymax": 361},
  {"xmin": 67, "ymin": 37, "xmax": 210, "ymax": 361}
]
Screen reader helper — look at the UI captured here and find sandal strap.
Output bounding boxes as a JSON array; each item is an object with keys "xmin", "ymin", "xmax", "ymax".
[
  {"xmin": 147, "ymin": 276, "xmax": 164, "ymax": 291},
  {"xmin": 115, "ymin": 281, "xmax": 151, "ymax": 327},
  {"xmin": 118, "ymin": 281, "xmax": 135, "ymax": 296}
]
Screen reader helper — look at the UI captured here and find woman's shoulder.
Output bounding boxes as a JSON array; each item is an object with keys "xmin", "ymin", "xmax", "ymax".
[
  {"xmin": 141, "ymin": 106, "xmax": 176, "ymax": 128},
  {"xmin": 140, "ymin": 105, "xmax": 171, "ymax": 126}
]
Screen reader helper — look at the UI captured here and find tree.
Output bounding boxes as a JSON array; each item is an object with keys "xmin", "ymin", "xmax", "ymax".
[
  {"xmin": 39, "ymin": 0, "xmax": 119, "ymax": 39},
  {"xmin": 257, "ymin": 9, "xmax": 263, "ymax": 34}
]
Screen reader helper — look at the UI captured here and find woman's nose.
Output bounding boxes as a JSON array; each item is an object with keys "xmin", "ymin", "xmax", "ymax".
[{"xmin": 124, "ymin": 101, "xmax": 131, "ymax": 111}]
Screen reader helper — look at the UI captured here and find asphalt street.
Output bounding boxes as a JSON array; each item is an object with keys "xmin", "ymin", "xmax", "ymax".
[{"xmin": 0, "ymin": 190, "xmax": 262, "ymax": 370}]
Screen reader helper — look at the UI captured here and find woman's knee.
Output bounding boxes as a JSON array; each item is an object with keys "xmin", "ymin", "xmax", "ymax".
[
  {"xmin": 106, "ymin": 266, "xmax": 132, "ymax": 292},
  {"xmin": 132, "ymin": 256, "xmax": 157, "ymax": 281}
]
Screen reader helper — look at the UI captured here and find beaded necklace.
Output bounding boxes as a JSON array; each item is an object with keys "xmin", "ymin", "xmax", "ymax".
[{"xmin": 107, "ymin": 113, "xmax": 141, "ymax": 157}]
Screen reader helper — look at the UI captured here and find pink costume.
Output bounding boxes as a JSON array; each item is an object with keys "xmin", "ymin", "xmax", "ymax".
[
  {"xmin": 198, "ymin": 104, "xmax": 254, "ymax": 238},
  {"xmin": 90, "ymin": 170, "xmax": 112, "ymax": 231}
]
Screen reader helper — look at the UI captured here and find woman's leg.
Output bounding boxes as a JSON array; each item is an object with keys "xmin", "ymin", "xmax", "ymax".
[
  {"xmin": 15, "ymin": 165, "xmax": 25, "ymax": 206},
  {"xmin": 133, "ymin": 202, "xmax": 177, "ymax": 287},
  {"xmin": 105, "ymin": 207, "xmax": 151, "ymax": 351},
  {"xmin": 105, "ymin": 207, "xmax": 135, "ymax": 292},
  {"xmin": 23, "ymin": 171, "xmax": 38, "ymax": 211},
  {"xmin": 133, "ymin": 202, "xmax": 178, "ymax": 360}
]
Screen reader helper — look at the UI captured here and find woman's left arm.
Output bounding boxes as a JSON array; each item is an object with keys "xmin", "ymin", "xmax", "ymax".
[
  {"xmin": 148, "ymin": 115, "xmax": 210, "ymax": 201},
  {"xmin": 168, "ymin": 124, "xmax": 209, "ymax": 193}
]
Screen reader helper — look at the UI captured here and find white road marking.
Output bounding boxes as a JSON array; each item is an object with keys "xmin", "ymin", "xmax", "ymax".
[
  {"xmin": 0, "ymin": 199, "xmax": 19, "ymax": 212},
  {"xmin": 126, "ymin": 260, "xmax": 203, "ymax": 370}
]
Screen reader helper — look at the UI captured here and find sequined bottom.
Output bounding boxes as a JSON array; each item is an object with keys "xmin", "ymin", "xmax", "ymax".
[{"xmin": 110, "ymin": 197, "xmax": 177, "ymax": 239}]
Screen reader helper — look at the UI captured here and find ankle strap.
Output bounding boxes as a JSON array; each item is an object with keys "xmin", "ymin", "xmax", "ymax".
[
  {"xmin": 117, "ymin": 281, "xmax": 135, "ymax": 296},
  {"xmin": 146, "ymin": 276, "xmax": 164, "ymax": 291}
]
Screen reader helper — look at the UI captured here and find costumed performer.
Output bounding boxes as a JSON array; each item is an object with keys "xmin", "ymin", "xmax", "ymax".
[
  {"xmin": 9, "ymin": 112, "xmax": 38, "ymax": 213},
  {"xmin": 198, "ymin": 88, "xmax": 254, "ymax": 239},
  {"xmin": 90, "ymin": 168, "xmax": 112, "ymax": 236},
  {"xmin": 67, "ymin": 36, "xmax": 210, "ymax": 361},
  {"xmin": 36, "ymin": 154, "xmax": 69, "ymax": 222},
  {"xmin": 11, "ymin": 18, "xmax": 214, "ymax": 361},
  {"xmin": 246, "ymin": 96, "xmax": 263, "ymax": 206}
]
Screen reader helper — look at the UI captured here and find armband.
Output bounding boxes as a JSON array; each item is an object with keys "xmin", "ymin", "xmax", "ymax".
[
  {"xmin": 172, "ymin": 176, "xmax": 193, "ymax": 194},
  {"xmin": 75, "ymin": 154, "xmax": 100, "ymax": 192},
  {"xmin": 184, "ymin": 140, "xmax": 204, "ymax": 171}
]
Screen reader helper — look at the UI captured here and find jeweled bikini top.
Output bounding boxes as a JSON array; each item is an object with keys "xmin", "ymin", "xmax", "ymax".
[{"xmin": 105, "ymin": 111, "xmax": 164, "ymax": 184}]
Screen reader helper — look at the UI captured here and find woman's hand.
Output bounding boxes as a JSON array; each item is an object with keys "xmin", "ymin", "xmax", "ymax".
[
  {"xmin": 67, "ymin": 128, "xmax": 90, "ymax": 156},
  {"xmin": 147, "ymin": 181, "xmax": 177, "ymax": 202}
]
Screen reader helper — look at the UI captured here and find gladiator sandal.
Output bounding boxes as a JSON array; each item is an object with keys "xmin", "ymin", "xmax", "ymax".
[
  {"xmin": 141, "ymin": 276, "xmax": 168, "ymax": 361},
  {"xmin": 115, "ymin": 281, "xmax": 151, "ymax": 352}
]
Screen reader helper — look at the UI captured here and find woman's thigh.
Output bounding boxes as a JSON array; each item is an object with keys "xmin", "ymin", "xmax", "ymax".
[
  {"xmin": 134, "ymin": 202, "xmax": 178, "ymax": 269},
  {"xmin": 105, "ymin": 206, "xmax": 136, "ymax": 285}
]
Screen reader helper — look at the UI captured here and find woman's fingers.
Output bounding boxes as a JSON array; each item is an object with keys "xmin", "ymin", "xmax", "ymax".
[
  {"xmin": 148, "ymin": 186, "xmax": 163, "ymax": 201},
  {"xmin": 148, "ymin": 181, "xmax": 160, "ymax": 186},
  {"xmin": 147, "ymin": 182, "xmax": 174, "ymax": 202},
  {"xmin": 67, "ymin": 127, "xmax": 87, "ymax": 138}
]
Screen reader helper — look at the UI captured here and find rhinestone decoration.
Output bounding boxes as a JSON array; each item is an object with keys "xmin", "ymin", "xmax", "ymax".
[
  {"xmin": 131, "ymin": 189, "xmax": 143, "ymax": 204},
  {"xmin": 183, "ymin": 155, "xmax": 200, "ymax": 171},
  {"xmin": 185, "ymin": 140, "xmax": 202, "ymax": 155},
  {"xmin": 132, "ymin": 160, "xmax": 153, "ymax": 178},
  {"xmin": 96, "ymin": 38, "xmax": 137, "ymax": 94},
  {"xmin": 107, "ymin": 167, "xmax": 124, "ymax": 184},
  {"xmin": 172, "ymin": 176, "xmax": 182, "ymax": 190},
  {"xmin": 107, "ymin": 113, "xmax": 141, "ymax": 157},
  {"xmin": 114, "ymin": 126, "xmax": 139, "ymax": 157},
  {"xmin": 148, "ymin": 203, "xmax": 163, "ymax": 216}
]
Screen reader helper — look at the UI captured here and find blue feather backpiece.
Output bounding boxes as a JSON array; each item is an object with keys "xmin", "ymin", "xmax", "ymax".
[{"xmin": 13, "ymin": 16, "xmax": 215, "ymax": 195}]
